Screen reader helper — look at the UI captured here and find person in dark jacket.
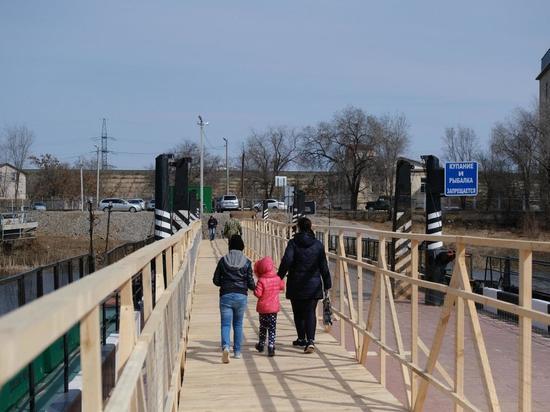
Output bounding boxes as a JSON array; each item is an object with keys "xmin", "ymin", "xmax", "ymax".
[
  {"xmin": 207, "ymin": 215, "xmax": 218, "ymax": 241},
  {"xmin": 212, "ymin": 234, "xmax": 255, "ymax": 363},
  {"xmin": 278, "ymin": 217, "xmax": 331, "ymax": 353}
]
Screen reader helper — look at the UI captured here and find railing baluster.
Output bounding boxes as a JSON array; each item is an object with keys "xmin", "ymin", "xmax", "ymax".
[
  {"xmin": 155, "ymin": 254, "xmax": 165, "ymax": 302},
  {"xmin": 118, "ymin": 279, "xmax": 137, "ymax": 377},
  {"xmin": 80, "ymin": 306, "xmax": 103, "ymax": 411},
  {"xmin": 519, "ymin": 248, "xmax": 532, "ymax": 412},
  {"xmin": 410, "ymin": 239, "xmax": 419, "ymax": 405},
  {"xmin": 379, "ymin": 236, "xmax": 386, "ymax": 387},
  {"xmin": 455, "ymin": 294, "xmax": 464, "ymax": 412}
]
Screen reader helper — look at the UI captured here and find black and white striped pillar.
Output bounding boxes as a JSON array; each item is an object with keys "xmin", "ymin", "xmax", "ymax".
[
  {"xmin": 262, "ymin": 201, "xmax": 269, "ymax": 221},
  {"xmin": 154, "ymin": 154, "xmax": 173, "ymax": 240},
  {"xmin": 172, "ymin": 157, "xmax": 192, "ymax": 232},
  {"xmin": 391, "ymin": 160, "xmax": 414, "ymax": 299},
  {"xmin": 424, "ymin": 155, "xmax": 445, "ymax": 305},
  {"xmin": 425, "ymin": 155, "xmax": 443, "ymax": 250}
]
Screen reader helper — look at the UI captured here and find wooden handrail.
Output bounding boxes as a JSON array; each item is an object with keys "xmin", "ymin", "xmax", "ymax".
[
  {"xmin": 0, "ymin": 221, "xmax": 201, "ymax": 403},
  {"xmin": 246, "ymin": 218, "xmax": 550, "ymax": 252}
]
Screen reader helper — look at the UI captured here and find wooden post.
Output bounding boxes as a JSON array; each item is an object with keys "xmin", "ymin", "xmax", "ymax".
[
  {"xmin": 166, "ymin": 247, "xmax": 173, "ymax": 283},
  {"xmin": 379, "ymin": 237, "xmax": 386, "ymax": 387},
  {"xmin": 142, "ymin": 263, "xmax": 153, "ymax": 321},
  {"xmin": 455, "ymin": 295, "xmax": 464, "ymax": 412},
  {"xmin": 118, "ymin": 279, "xmax": 137, "ymax": 376},
  {"xmin": 338, "ymin": 233, "xmax": 345, "ymax": 348},
  {"xmin": 410, "ymin": 239, "xmax": 419, "ymax": 405},
  {"xmin": 356, "ymin": 233, "xmax": 363, "ymax": 325},
  {"xmin": 338, "ymin": 232, "xmax": 359, "ymax": 355},
  {"xmin": 80, "ymin": 306, "xmax": 102, "ymax": 411},
  {"xmin": 155, "ymin": 254, "xmax": 165, "ymax": 303},
  {"xmin": 519, "ymin": 248, "xmax": 532, "ymax": 412}
]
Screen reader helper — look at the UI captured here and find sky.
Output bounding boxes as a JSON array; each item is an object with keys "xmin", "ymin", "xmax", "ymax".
[{"xmin": 0, "ymin": 1, "xmax": 548, "ymax": 169}]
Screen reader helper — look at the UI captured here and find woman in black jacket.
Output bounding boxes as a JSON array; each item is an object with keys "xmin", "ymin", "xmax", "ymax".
[
  {"xmin": 212, "ymin": 235, "xmax": 255, "ymax": 363},
  {"xmin": 278, "ymin": 217, "xmax": 331, "ymax": 353}
]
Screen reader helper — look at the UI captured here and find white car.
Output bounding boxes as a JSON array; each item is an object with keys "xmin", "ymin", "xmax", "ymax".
[
  {"xmin": 219, "ymin": 195, "xmax": 239, "ymax": 212},
  {"xmin": 99, "ymin": 198, "xmax": 141, "ymax": 213},
  {"xmin": 254, "ymin": 199, "xmax": 286, "ymax": 211},
  {"xmin": 128, "ymin": 198, "xmax": 146, "ymax": 210}
]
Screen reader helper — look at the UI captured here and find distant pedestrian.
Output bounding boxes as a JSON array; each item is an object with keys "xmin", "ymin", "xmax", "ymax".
[
  {"xmin": 253, "ymin": 256, "xmax": 285, "ymax": 357},
  {"xmin": 207, "ymin": 215, "xmax": 218, "ymax": 241},
  {"xmin": 212, "ymin": 235, "xmax": 255, "ymax": 363},
  {"xmin": 278, "ymin": 217, "xmax": 332, "ymax": 354},
  {"xmin": 223, "ymin": 213, "xmax": 242, "ymax": 239}
]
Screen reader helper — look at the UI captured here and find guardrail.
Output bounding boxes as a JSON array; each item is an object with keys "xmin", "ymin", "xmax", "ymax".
[
  {"xmin": 241, "ymin": 219, "xmax": 550, "ymax": 412},
  {"xmin": 0, "ymin": 221, "xmax": 201, "ymax": 411}
]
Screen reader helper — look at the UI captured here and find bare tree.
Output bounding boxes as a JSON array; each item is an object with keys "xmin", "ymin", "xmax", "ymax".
[
  {"xmin": 300, "ymin": 106, "xmax": 378, "ymax": 210},
  {"xmin": 477, "ymin": 148, "xmax": 512, "ymax": 210},
  {"xmin": 171, "ymin": 140, "xmax": 223, "ymax": 187},
  {"xmin": 372, "ymin": 113, "xmax": 410, "ymax": 199},
  {"xmin": 245, "ymin": 126, "xmax": 298, "ymax": 199},
  {"xmin": 29, "ymin": 154, "xmax": 73, "ymax": 199},
  {"xmin": 442, "ymin": 125, "xmax": 479, "ymax": 162},
  {"xmin": 491, "ymin": 109, "xmax": 538, "ymax": 211},
  {"xmin": 2, "ymin": 125, "xmax": 34, "ymax": 199}
]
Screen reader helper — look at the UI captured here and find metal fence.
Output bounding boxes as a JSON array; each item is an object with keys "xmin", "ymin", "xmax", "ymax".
[{"xmin": 0, "ymin": 235, "xmax": 154, "ymax": 411}]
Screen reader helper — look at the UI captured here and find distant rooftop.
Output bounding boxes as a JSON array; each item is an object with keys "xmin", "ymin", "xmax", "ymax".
[{"xmin": 536, "ymin": 48, "xmax": 550, "ymax": 80}]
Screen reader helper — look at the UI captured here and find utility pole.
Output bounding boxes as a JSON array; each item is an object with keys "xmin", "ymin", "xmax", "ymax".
[
  {"xmin": 80, "ymin": 166, "xmax": 84, "ymax": 211},
  {"xmin": 223, "ymin": 137, "xmax": 229, "ymax": 195},
  {"xmin": 240, "ymin": 145, "xmax": 245, "ymax": 211},
  {"xmin": 95, "ymin": 145, "xmax": 100, "ymax": 206},
  {"xmin": 197, "ymin": 115, "xmax": 208, "ymax": 216},
  {"xmin": 99, "ymin": 118, "xmax": 115, "ymax": 170}
]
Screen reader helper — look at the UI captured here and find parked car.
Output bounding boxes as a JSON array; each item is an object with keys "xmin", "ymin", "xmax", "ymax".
[
  {"xmin": 218, "ymin": 195, "xmax": 239, "ymax": 212},
  {"xmin": 31, "ymin": 202, "xmax": 47, "ymax": 211},
  {"xmin": 146, "ymin": 199, "xmax": 155, "ymax": 211},
  {"xmin": 253, "ymin": 199, "xmax": 285, "ymax": 211},
  {"xmin": 99, "ymin": 198, "xmax": 140, "ymax": 212},
  {"xmin": 128, "ymin": 198, "xmax": 146, "ymax": 210},
  {"xmin": 365, "ymin": 196, "xmax": 391, "ymax": 212},
  {"xmin": 214, "ymin": 197, "xmax": 223, "ymax": 212}
]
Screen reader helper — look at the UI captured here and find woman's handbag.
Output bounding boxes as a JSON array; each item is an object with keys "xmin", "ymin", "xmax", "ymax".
[
  {"xmin": 320, "ymin": 275, "xmax": 333, "ymax": 331},
  {"xmin": 322, "ymin": 290, "xmax": 333, "ymax": 331}
]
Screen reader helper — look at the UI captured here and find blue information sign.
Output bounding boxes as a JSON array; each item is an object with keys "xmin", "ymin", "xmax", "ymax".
[{"xmin": 444, "ymin": 161, "xmax": 478, "ymax": 196}]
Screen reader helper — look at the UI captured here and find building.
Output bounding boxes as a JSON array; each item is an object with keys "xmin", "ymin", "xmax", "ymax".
[
  {"xmin": 536, "ymin": 48, "xmax": 550, "ymax": 109},
  {"xmin": 0, "ymin": 163, "xmax": 27, "ymax": 200}
]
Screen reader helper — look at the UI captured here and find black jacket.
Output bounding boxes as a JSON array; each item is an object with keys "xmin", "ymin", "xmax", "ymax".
[
  {"xmin": 212, "ymin": 250, "xmax": 255, "ymax": 296},
  {"xmin": 208, "ymin": 217, "xmax": 218, "ymax": 228},
  {"xmin": 278, "ymin": 232, "xmax": 332, "ymax": 300}
]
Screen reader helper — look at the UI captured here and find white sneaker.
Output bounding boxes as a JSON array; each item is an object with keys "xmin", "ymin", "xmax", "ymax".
[
  {"xmin": 222, "ymin": 348, "xmax": 230, "ymax": 363},
  {"xmin": 234, "ymin": 352, "xmax": 242, "ymax": 359}
]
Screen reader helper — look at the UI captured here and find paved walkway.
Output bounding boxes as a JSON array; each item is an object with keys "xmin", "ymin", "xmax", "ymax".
[{"xmin": 179, "ymin": 239, "xmax": 404, "ymax": 411}]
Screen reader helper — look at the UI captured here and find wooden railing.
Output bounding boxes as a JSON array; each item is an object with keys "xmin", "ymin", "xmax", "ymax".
[
  {"xmin": 0, "ymin": 220, "xmax": 201, "ymax": 412},
  {"xmin": 241, "ymin": 219, "xmax": 550, "ymax": 412}
]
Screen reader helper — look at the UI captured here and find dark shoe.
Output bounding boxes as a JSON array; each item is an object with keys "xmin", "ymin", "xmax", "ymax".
[
  {"xmin": 304, "ymin": 342, "xmax": 315, "ymax": 354},
  {"xmin": 292, "ymin": 338, "xmax": 306, "ymax": 347},
  {"xmin": 255, "ymin": 342, "xmax": 264, "ymax": 353},
  {"xmin": 268, "ymin": 346, "xmax": 275, "ymax": 357}
]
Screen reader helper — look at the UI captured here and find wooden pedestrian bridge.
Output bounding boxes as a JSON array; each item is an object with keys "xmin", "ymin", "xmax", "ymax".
[{"xmin": 1, "ymin": 219, "xmax": 549, "ymax": 411}]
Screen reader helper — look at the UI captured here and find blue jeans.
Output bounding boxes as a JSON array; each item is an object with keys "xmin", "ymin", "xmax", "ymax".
[
  {"xmin": 220, "ymin": 293, "xmax": 247, "ymax": 353},
  {"xmin": 209, "ymin": 227, "xmax": 216, "ymax": 240}
]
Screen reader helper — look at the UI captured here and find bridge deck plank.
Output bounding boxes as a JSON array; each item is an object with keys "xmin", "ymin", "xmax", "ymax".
[{"xmin": 178, "ymin": 240, "xmax": 404, "ymax": 411}]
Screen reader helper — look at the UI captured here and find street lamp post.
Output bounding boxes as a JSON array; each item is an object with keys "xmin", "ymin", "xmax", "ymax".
[
  {"xmin": 223, "ymin": 137, "xmax": 229, "ymax": 195},
  {"xmin": 197, "ymin": 115, "xmax": 208, "ymax": 216},
  {"xmin": 94, "ymin": 145, "xmax": 100, "ymax": 206}
]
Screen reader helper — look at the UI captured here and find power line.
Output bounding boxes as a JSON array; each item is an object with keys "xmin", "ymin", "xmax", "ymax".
[{"xmin": 91, "ymin": 118, "xmax": 116, "ymax": 169}]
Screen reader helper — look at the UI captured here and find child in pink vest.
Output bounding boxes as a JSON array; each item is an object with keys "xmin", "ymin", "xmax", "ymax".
[{"xmin": 254, "ymin": 256, "xmax": 285, "ymax": 357}]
